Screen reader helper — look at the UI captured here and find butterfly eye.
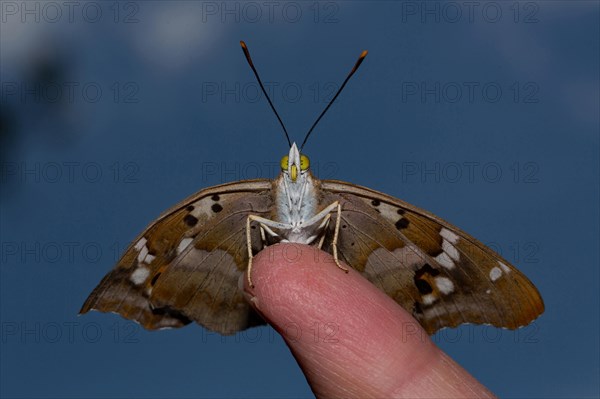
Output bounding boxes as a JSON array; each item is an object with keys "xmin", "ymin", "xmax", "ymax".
[
  {"xmin": 300, "ymin": 155, "xmax": 310, "ymax": 171},
  {"xmin": 280, "ymin": 155, "xmax": 289, "ymax": 171}
]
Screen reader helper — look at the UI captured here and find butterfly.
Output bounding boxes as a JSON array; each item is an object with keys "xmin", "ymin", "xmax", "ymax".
[{"xmin": 80, "ymin": 41, "xmax": 544, "ymax": 335}]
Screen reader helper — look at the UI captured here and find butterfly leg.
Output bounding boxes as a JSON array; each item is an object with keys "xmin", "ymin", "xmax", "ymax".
[
  {"xmin": 316, "ymin": 214, "xmax": 331, "ymax": 249},
  {"xmin": 246, "ymin": 215, "xmax": 290, "ymax": 287},
  {"xmin": 331, "ymin": 202, "xmax": 349, "ymax": 274},
  {"xmin": 302, "ymin": 201, "xmax": 348, "ymax": 274},
  {"xmin": 259, "ymin": 224, "xmax": 267, "ymax": 243}
]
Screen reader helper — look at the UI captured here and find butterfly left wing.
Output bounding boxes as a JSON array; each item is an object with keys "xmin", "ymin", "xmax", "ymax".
[
  {"xmin": 80, "ymin": 179, "xmax": 273, "ymax": 334},
  {"xmin": 320, "ymin": 180, "xmax": 544, "ymax": 334}
]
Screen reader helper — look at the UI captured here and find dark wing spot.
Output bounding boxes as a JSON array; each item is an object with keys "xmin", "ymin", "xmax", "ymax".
[
  {"xmin": 397, "ymin": 209, "xmax": 405, "ymax": 215},
  {"xmin": 186, "ymin": 205, "xmax": 195, "ymax": 212},
  {"xmin": 395, "ymin": 218, "xmax": 409, "ymax": 230},
  {"xmin": 183, "ymin": 214, "xmax": 198, "ymax": 227},
  {"xmin": 415, "ymin": 263, "xmax": 440, "ymax": 279},
  {"xmin": 414, "ymin": 278, "xmax": 433, "ymax": 295},
  {"xmin": 413, "ymin": 301, "xmax": 423, "ymax": 315},
  {"xmin": 211, "ymin": 203, "xmax": 223, "ymax": 213},
  {"xmin": 428, "ymin": 247, "xmax": 444, "ymax": 257},
  {"xmin": 211, "ymin": 194, "xmax": 220, "ymax": 201},
  {"xmin": 371, "ymin": 199, "xmax": 381, "ymax": 206},
  {"xmin": 342, "ymin": 224, "xmax": 347, "ymax": 229},
  {"xmin": 414, "ymin": 263, "xmax": 440, "ymax": 300},
  {"xmin": 150, "ymin": 272, "xmax": 161, "ymax": 286}
]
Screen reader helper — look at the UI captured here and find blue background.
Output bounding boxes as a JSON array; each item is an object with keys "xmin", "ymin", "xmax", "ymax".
[{"xmin": 1, "ymin": 1, "xmax": 598, "ymax": 398}]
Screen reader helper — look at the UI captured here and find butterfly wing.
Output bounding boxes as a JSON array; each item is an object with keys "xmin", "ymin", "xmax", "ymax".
[
  {"xmin": 80, "ymin": 179, "xmax": 274, "ymax": 334},
  {"xmin": 320, "ymin": 180, "xmax": 544, "ymax": 334}
]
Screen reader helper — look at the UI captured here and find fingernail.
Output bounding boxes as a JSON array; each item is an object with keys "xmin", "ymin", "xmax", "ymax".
[{"xmin": 238, "ymin": 273, "xmax": 261, "ymax": 310}]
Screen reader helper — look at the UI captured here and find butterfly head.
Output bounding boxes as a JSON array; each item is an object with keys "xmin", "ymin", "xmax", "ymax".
[{"xmin": 280, "ymin": 142, "xmax": 310, "ymax": 182}]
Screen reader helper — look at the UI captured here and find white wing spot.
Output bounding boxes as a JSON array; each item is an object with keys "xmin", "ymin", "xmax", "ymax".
[
  {"xmin": 442, "ymin": 239, "xmax": 460, "ymax": 261},
  {"xmin": 144, "ymin": 253, "xmax": 156, "ymax": 264},
  {"xmin": 440, "ymin": 228, "xmax": 459, "ymax": 244},
  {"xmin": 189, "ymin": 197, "xmax": 220, "ymax": 220},
  {"xmin": 134, "ymin": 237, "xmax": 147, "ymax": 251},
  {"xmin": 489, "ymin": 266, "xmax": 502, "ymax": 282},
  {"xmin": 130, "ymin": 266, "xmax": 149, "ymax": 285},
  {"xmin": 435, "ymin": 252, "xmax": 455, "ymax": 269},
  {"xmin": 177, "ymin": 237, "xmax": 193, "ymax": 255},
  {"xmin": 498, "ymin": 261, "xmax": 511, "ymax": 274},
  {"xmin": 137, "ymin": 245, "xmax": 149, "ymax": 263},
  {"xmin": 435, "ymin": 276, "xmax": 454, "ymax": 294},
  {"xmin": 422, "ymin": 294, "xmax": 437, "ymax": 305},
  {"xmin": 486, "ymin": 289, "xmax": 492, "ymax": 294},
  {"xmin": 377, "ymin": 203, "xmax": 402, "ymax": 221}
]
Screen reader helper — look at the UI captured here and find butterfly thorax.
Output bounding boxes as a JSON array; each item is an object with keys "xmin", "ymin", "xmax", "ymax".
[{"xmin": 274, "ymin": 143, "xmax": 321, "ymax": 244}]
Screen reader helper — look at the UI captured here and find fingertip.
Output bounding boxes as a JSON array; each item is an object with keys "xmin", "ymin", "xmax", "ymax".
[
  {"xmin": 243, "ymin": 243, "xmax": 494, "ymax": 398},
  {"xmin": 242, "ymin": 244, "xmax": 427, "ymax": 395}
]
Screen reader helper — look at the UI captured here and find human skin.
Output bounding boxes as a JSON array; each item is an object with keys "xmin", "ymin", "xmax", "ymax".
[{"xmin": 243, "ymin": 243, "xmax": 496, "ymax": 398}]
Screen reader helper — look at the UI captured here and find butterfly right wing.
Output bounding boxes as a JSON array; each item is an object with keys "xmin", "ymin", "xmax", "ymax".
[
  {"xmin": 80, "ymin": 179, "xmax": 274, "ymax": 334},
  {"xmin": 320, "ymin": 180, "xmax": 544, "ymax": 334}
]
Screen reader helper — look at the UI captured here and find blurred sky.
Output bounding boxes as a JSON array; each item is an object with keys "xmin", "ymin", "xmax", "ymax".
[{"xmin": 1, "ymin": 1, "xmax": 598, "ymax": 398}]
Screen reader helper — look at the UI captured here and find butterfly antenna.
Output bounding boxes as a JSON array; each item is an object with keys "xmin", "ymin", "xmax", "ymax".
[
  {"xmin": 300, "ymin": 50, "xmax": 368, "ymax": 150},
  {"xmin": 240, "ymin": 41, "xmax": 292, "ymax": 147}
]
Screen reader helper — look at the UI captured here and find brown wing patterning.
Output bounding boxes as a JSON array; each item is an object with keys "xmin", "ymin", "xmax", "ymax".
[
  {"xmin": 80, "ymin": 180, "xmax": 273, "ymax": 334},
  {"xmin": 321, "ymin": 180, "xmax": 544, "ymax": 334}
]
